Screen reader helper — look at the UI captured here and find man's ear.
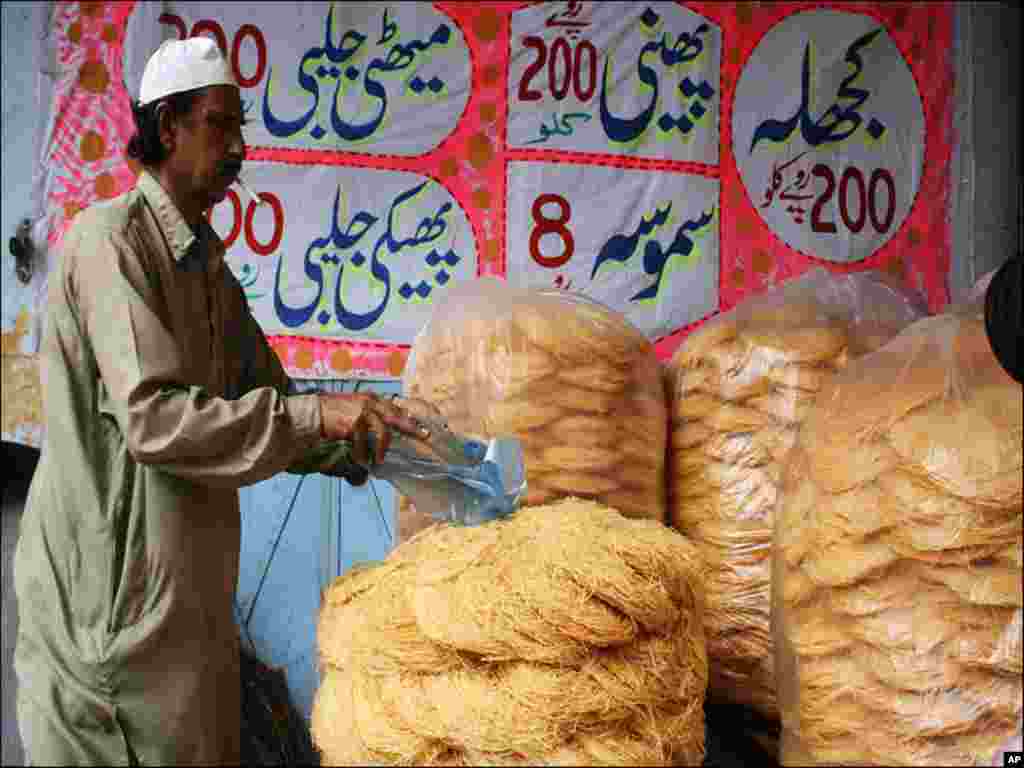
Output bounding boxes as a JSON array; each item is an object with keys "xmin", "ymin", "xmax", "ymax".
[{"xmin": 156, "ymin": 102, "xmax": 177, "ymax": 156}]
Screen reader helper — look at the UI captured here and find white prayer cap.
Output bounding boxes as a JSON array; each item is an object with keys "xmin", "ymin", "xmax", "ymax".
[{"xmin": 138, "ymin": 37, "xmax": 237, "ymax": 106}]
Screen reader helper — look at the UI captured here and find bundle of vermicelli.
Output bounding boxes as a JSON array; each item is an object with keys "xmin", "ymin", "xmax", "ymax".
[
  {"xmin": 312, "ymin": 499, "xmax": 709, "ymax": 766},
  {"xmin": 399, "ymin": 278, "xmax": 667, "ymax": 543},
  {"xmin": 666, "ymin": 269, "xmax": 926, "ymax": 719},
  {"xmin": 774, "ymin": 301, "xmax": 1023, "ymax": 766}
]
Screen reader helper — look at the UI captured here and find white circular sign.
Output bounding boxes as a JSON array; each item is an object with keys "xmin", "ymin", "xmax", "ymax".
[{"xmin": 732, "ymin": 10, "xmax": 924, "ymax": 263}]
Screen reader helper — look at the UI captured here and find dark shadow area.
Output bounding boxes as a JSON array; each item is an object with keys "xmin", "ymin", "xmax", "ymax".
[
  {"xmin": 241, "ymin": 643, "xmax": 320, "ymax": 765},
  {"xmin": 2, "ymin": 441, "xmax": 39, "ymax": 767},
  {"xmin": 704, "ymin": 699, "xmax": 781, "ymax": 767},
  {"xmin": 2, "ymin": 442, "xmax": 39, "ymax": 506}
]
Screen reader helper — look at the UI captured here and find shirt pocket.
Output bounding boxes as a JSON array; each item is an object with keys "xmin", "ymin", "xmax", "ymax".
[{"xmin": 97, "ymin": 413, "xmax": 147, "ymax": 639}]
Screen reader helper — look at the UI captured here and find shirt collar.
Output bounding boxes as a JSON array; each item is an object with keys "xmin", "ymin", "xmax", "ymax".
[{"xmin": 137, "ymin": 170, "xmax": 225, "ymax": 270}]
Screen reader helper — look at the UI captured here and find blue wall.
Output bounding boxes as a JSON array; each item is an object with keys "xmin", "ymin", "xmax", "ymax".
[
  {"xmin": 1, "ymin": 1, "xmax": 47, "ymax": 335},
  {"xmin": 235, "ymin": 379, "xmax": 403, "ymax": 721}
]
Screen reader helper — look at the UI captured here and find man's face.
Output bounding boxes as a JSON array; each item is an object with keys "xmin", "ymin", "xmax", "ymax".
[{"xmin": 165, "ymin": 84, "xmax": 246, "ymax": 213}]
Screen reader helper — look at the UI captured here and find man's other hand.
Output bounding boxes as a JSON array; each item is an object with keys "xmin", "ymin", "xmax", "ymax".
[{"xmin": 318, "ymin": 393, "xmax": 432, "ymax": 465}]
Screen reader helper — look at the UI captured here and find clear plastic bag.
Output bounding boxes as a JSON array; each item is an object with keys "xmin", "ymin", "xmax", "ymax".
[
  {"xmin": 773, "ymin": 296, "xmax": 1022, "ymax": 765},
  {"xmin": 666, "ymin": 267, "xmax": 928, "ymax": 719},
  {"xmin": 400, "ymin": 277, "xmax": 667, "ymax": 543},
  {"xmin": 363, "ymin": 422, "xmax": 527, "ymax": 527}
]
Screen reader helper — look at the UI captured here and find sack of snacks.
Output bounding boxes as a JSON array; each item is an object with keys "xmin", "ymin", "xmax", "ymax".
[
  {"xmin": 773, "ymin": 296, "xmax": 1022, "ymax": 765},
  {"xmin": 667, "ymin": 268, "xmax": 927, "ymax": 718},
  {"xmin": 400, "ymin": 278, "xmax": 668, "ymax": 543}
]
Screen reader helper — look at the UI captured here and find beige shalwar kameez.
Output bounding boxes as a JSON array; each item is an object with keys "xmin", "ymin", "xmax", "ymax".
[{"xmin": 14, "ymin": 171, "xmax": 356, "ymax": 765}]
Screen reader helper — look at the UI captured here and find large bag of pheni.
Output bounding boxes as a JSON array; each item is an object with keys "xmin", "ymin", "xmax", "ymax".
[
  {"xmin": 773, "ymin": 296, "xmax": 1022, "ymax": 766},
  {"xmin": 399, "ymin": 278, "xmax": 668, "ymax": 543},
  {"xmin": 666, "ymin": 268, "xmax": 927, "ymax": 719},
  {"xmin": 312, "ymin": 499, "xmax": 709, "ymax": 766}
]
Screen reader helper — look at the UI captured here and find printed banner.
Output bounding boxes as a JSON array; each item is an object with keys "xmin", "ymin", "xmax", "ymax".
[
  {"xmin": 506, "ymin": 162, "xmax": 720, "ymax": 338},
  {"xmin": 507, "ymin": 1, "xmax": 721, "ymax": 164},
  {"xmin": 123, "ymin": 2, "xmax": 473, "ymax": 157},
  {"xmin": 211, "ymin": 163, "xmax": 477, "ymax": 346},
  {"xmin": 27, "ymin": 0, "xmax": 955, "ymax": 387},
  {"xmin": 732, "ymin": 8, "xmax": 925, "ymax": 264}
]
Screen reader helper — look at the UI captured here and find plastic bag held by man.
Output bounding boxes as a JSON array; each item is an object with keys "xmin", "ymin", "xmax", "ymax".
[
  {"xmin": 400, "ymin": 278, "xmax": 668, "ymax": 543},
  {"xmin": 773, "ymin": 295, "xmax": 1022, "ymax": 766},
  {"xmin": 666, "ymin": 268, "xmax": 928, "ymax": 719}
]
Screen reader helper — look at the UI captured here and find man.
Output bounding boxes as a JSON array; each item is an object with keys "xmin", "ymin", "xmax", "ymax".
[{"xmin": 13, "ymin": 37, "xmax": 433, "ymax": 765}]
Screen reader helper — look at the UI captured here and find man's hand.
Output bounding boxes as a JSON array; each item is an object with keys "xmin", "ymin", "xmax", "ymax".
[
  {"xmin": 318, "ymin": 392, "xmax": 432, "ymax": 465},
  {"xmin": 391, "ymin": 396, "xmax": 445, "ymax": 428}
]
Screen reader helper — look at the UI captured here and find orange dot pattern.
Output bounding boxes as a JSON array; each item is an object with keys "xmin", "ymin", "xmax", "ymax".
[
  {"xmin": 95, "ymin": 173, "xmax": 117, "ymax": 199},
  {"xmin": 736, "ymin": 216, "xmax": 757, "ymax": 237},
  {"xmin": 439, "ymin": 157, "xmax": 459, "ymax": 178},
  {"xmin": 484, "ymin": 239, "xmax": 500, "ymax": 268},
  {"xmin": 80, "ymin": 1, "xmax": 106, "ymax": 19},
  {"xmin": 467, "ymin": 133, "xmax": 493, "ymax": 170},
  {"xmin": 752, "ymin": 249, "xmax": 774, "ymax": 274},
  {"xmin": 81, "ymin": 131, "xmax": 106, "ymax": 162},
  {"xmin": 479, "ymin": 102, "xmax": 498, "ymax": 124},
  {"xmin": 79, "ymin": 60, "xmax": 110, "ymax": 94},
  {"xmin": 736, "ymin": 3, "xmax": 757, "ymax": 27},
  {"xmin": 884, "ymin": 256, "xmax": 905, "ymax": 279},
  {"xmin": 330, "ymin": 348, "xmax": 353, "ymax": 374},
  {"xmin": 472, "ymin": 189, "xmax": 491, "ymax": 210},
  {"xmin": 387, "ymin": 350, "xmax": 407, "ymax": 377},
  {"xmin": 482, "ymin": 64, "xmax": 501, "ymax": 86},
  {"xmin": 473, "ymin": 9, "xmax": 501, "ymax": 42}
]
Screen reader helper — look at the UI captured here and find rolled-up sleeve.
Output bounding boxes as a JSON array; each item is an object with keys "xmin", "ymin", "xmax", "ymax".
[{"xmin": 76, "ymin": 226, "xmax": 322, "ymax": 489}]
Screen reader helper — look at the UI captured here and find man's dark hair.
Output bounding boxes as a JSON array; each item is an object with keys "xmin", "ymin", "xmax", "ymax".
[
  {"xmin": 125, "ymin": 87, "xmax": 203, "ymax": 167},
  {"xmin": 984, "ymin": 254, "xmax": 1022, "ymax": 383}
]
